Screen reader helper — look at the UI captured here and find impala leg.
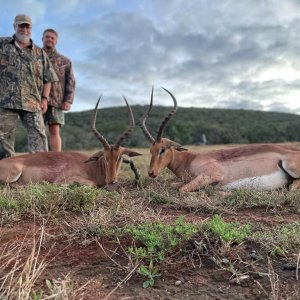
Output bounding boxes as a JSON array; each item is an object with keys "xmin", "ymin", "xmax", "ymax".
[
  {"xmin": 179, "ymin": 173, "xmax": 223, "ymax": 193},
  {"xmin": 5, "ymin": 165, "xmax": 22, "ymax": 184},
  {"xmin": 171, "ymin": 181, "xmax": 184, "ymax": 189}
]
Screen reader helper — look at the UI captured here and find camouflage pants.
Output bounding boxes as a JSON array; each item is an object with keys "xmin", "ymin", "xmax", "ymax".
[{"xmin": 0, "ymin": 108, "xmax": 48, "ymax": 157}]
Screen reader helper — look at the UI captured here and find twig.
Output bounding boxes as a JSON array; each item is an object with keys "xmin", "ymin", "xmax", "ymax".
[
  {"xmin": 94, "ymin": 238, "xmax": 123, "ymax": 268},
  {"xmin": 296, "ymin": 251, "xmax": 300, "ymax": 281},
  {"xmin": 103, "ymin": 263, "xmax": 140, "ymax": 300}
]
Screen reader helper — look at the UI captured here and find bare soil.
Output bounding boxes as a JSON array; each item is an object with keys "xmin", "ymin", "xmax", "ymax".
[{"xmin": 1, "ymin": 203, "xmax": 299, "ymax": 300}]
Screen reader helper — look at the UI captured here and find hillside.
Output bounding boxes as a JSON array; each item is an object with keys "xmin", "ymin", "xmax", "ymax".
[{"xmin": 15, "ymin": 106, "xmax": 300, "ymax": 151}]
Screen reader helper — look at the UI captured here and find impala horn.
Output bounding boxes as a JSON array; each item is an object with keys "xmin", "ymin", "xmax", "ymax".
[
  {"xmin": 114, "ymin": 96, "xmax": 135, "ymax": 149},
  {"xmin": 91, "ymin": 95, "xmax": 110, "ymax": 150}
]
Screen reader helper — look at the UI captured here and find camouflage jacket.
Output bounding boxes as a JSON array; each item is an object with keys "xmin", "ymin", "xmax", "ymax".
[
  {"xmin": 0, "ymin": 36, "xmax": 58, "ymax": 112},
  {"xmin": 46, "ymin": 49, "xmax": 75, "ymax": 108}
]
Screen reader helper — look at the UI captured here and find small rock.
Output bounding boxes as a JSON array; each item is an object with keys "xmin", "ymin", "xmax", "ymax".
[
  {"xmin": 175, "ymin": 280, "xmax": 182, "ymax": 286},
  {"xmin": 250, "ymin": 253, "xmax": 259, "ymax": 260},
  {"xmin": 221, "ymin": 258, "xmax": 229, "ymax": 264}
]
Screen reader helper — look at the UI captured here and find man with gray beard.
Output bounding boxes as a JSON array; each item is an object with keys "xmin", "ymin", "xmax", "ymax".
[{"xmin": 0, "ymin": 14, "xmax": 58, "ymax": 159}]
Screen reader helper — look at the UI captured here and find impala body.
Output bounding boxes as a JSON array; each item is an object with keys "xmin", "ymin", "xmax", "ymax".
[
  {"xmin": 0, "ymin": 96, "xmax": 141, "ymax": 186},
  {"xmin": 140, "ymin": 88, "xmax": 300, "ymax": 192}
]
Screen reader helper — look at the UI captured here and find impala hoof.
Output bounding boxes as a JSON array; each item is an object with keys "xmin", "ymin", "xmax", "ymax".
[{"xmin": 148, "ymin": 171, "xmax": 157, "ymax": 178}]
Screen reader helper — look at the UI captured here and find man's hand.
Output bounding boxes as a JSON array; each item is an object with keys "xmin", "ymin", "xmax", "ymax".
[
  {"xmin": 61, "ymin": 102, "xmax": 71, "ymax": 111},
  {"xmin": 41, "ymin": 99, "xmax": 48, "ymax": 114}
]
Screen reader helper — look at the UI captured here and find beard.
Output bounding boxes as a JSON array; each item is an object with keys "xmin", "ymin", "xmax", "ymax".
[{"xmin": 15, "ymin": 32, "xmax": 31, "ymax": 44}]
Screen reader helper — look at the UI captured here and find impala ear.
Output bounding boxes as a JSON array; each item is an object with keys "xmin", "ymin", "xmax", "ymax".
[
  {"xmin": 166, "ymin": 140, "xmax": 182, "ymax": 148},
  {"xmin": 123, "ymin": 149, "xmax": 142, "ymax": 157},
  {"xmin": 85, "ymin": 150, "xmax": 104, "ymax": 163},
  {"xmin": 175, "ymin": 146, "xmax": 188, "ymax": 152}
]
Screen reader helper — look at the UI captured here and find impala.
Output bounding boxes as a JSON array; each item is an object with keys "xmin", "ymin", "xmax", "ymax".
[
  {"xmin": 139, "ymin": 87, "xmax": 300, "ymax": 192},
  {"xmin": 0, "ymin": 96, "xmax": 141, "ymax": 187}
]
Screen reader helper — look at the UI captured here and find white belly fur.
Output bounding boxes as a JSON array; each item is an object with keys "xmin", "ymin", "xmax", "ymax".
[{"xmin": 222, "ymin": 170, "xmax": 288, "ymax": 191}]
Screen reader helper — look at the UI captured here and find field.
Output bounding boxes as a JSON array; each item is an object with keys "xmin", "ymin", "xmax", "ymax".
[{"xmin": 1, "ymin": 144, "xmax": 300, "ymax": 299}]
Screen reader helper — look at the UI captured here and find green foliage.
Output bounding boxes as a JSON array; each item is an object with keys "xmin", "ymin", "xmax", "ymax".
[
  {"xmin": 203, "ymin": 214, "xmax": 251, "ymax": 244},
  {"xmin": 252, "ymin": 222, "xmax": 300, "ymax": 257},
  {"xmin": 147, "ymin": 190, "xmax": 170, "ymax": 204},
  {"xmin": 30, "ymin": 289, "xmax": 43, "ymax": 300},
  {"xmin": 44, "ymin": 276, "xmax": 75, "ymax": 298},
  {"xmin": 14, "ymin": 106, "xmax": 300, "ymax": 151},
  {"xmin": 138, "ymin": 260, "xmax": 161, "ymax": 288},
  {"xmin": 0, "ymin": 183, "xmax": 120, "ymax": 223},
  {"xmin": 125, "ymin": 216, "xmax": 198, "ymax": 263}
]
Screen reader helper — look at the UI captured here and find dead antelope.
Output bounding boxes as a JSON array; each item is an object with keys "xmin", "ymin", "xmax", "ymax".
[
  {"xmin": 139, "ymin": 87, "xmax": 300, "ymax": 192},
  {"xmin": 0, "ymin": 96, "xmax": 142, "ymax": 187}
]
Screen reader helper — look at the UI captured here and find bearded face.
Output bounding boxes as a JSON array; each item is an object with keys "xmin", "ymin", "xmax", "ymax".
[{"xmin": 14, "ymin": 23, "xmax": 31, "ymax": 44}]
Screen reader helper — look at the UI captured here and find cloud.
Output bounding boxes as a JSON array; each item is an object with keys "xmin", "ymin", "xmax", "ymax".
[{"xmin": 1, "ymin": 0, "xmax": 300, "ymax": 113}]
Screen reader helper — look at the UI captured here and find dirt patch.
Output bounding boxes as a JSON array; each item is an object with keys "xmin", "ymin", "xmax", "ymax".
[{"xmin": 1, "ymin": 204, "xmax": 299, "ymax": 300}]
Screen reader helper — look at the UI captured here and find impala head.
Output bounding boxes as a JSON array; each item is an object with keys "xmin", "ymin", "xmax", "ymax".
[
  {"xmin": 86, "ymin": 96, "xmax": 142, "ymax": 185},
  {"xmin": 139, "ymin": 87, "xmax": 186, "ymax": 178}
]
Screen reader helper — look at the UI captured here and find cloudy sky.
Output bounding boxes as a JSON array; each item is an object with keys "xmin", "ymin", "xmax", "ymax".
[{"xmin": 1, "ymin": 0, "xmax": 300, "ymax": 113}]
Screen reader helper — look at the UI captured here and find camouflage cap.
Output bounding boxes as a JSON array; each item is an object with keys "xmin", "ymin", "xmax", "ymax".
[{"xmin": 14, "ymin": 14, "xmax": 32, "ymax": 25}]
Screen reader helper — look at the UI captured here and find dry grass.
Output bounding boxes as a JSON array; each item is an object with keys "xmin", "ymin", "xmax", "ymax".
[{"xmin": 1, "ymin": 144, "xmax": 300, "ymax": 298}]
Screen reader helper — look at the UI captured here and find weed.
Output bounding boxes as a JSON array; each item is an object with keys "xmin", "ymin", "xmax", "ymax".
[
  {"xmin": 124, "ymin": 216, "xmax": 199, "ymax": 263},
  {"xmin": 203, "ymin": 214, "xmax": 251, "ymax": 244},
  {"xmin": 45, "ymin": 275, "xmax": 74, "ymax": 299},
  {"xmin": 138, "ymin": 260, "xmax": 161, "ymax": 288}
]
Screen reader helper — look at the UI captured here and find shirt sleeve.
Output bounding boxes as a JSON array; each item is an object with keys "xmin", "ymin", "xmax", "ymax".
[
  {"xmin": 42, "ymin": 50, "xmax": 59, "ymax": 84},
  {"xmin": 64, "ymin": 61, "xmax": 76, "ymax": 104}
]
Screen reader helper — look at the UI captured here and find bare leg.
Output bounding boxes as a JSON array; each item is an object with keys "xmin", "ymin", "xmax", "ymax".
[{"xmin": 48, "ymin": 123, "xmax": 61, "ymax": 152}]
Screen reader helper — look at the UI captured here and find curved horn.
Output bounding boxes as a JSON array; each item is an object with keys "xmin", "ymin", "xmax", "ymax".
[
  {"xmin": 91, "ymin": 95, "xmax": 110, "ymax": 150},
  {"xmin": 114, "ymin": 96, "xmax": 135, "ymax": 148},
  {"xmin": 138, "ymin": 86, "xmax": 155, "ymax": 144},
  {"xmin": 156, "ymin": 87, "xmax": 177, "ymax": 142}
]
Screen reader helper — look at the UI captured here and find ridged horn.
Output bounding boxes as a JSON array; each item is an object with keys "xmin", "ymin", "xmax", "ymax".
[
  {"xmin": 114, "ymin": 96, "xmax": 135, "ymax": 148},
  {"xmin": 156, "ymin": 87, "xmax": 177, "ymax": 142},
  {"xmin": 91, "ymin": 95, "xmax": 110, "ymax": 150},
  {"xmin": 138, "ymin": 86, "xmax": 155, "ymax": 144}
]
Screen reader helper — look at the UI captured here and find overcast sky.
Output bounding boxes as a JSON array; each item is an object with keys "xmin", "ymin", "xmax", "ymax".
[{"xmin": 1, "ymin": 0, "xmax": 300, "ymax": 113}]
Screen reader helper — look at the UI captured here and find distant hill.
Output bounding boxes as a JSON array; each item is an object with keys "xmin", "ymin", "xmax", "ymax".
[{"xmin": 15, "ymin": 106, "xmax": 300, "ymax": 152}]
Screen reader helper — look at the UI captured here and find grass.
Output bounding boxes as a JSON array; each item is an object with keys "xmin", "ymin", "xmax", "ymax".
[
  {"xmin": 252, "ymin": 222, "xmax": 300, "ymax": 258},
  {"xmin": 0, "ymin": 183, "xmax": 120, "ymax": 225},
  {"xmin": 203, "ymin": 214, "xmax": 251, "ymax": 244},
  {"xmin": 1, "ymin": 145, "xmax": 300, "ymax": 297},
  {"xmin": 124, "ymin": 216, "xmax": 199, "ymax": 263}
]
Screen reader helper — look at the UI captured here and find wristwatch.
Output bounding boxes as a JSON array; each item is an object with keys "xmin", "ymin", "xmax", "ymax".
[{"xmin": 42, "ymin": 95, "xmax": 49, "ymax": 101}]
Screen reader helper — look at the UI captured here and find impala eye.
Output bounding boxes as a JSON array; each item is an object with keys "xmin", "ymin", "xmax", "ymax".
[{"xmin": 159, "ymin": 148, "xmax": 165, "ymax": 155}]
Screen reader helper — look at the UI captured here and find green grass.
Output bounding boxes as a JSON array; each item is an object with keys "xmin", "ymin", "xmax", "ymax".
[
  {"xmin": 124, "ymin": 216, "xmax": 199, "ymax": 263},
  {"xmin": 203, "ymin": 214, "xmax": 252, "ymax": 244},
  {"xmin": 0, "ymin": 183, "xmax": 120, "ymax": 225}
]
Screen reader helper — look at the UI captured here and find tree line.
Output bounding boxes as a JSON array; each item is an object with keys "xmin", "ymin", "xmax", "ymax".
[{"xmin": 15, "ymin": 106, "xmax": 300, "ymax": 152}]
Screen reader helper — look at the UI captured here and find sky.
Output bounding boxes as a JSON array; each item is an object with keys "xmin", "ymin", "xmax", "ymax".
[{"xmin": 1, "ymin": 0, "xmax": 300, "ymax": 113}]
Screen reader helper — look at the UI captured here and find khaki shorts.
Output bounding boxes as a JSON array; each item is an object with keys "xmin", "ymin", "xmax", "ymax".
[{"xmin": 44, "ymin": 105, "xmax": 65, "ymax": 125}]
